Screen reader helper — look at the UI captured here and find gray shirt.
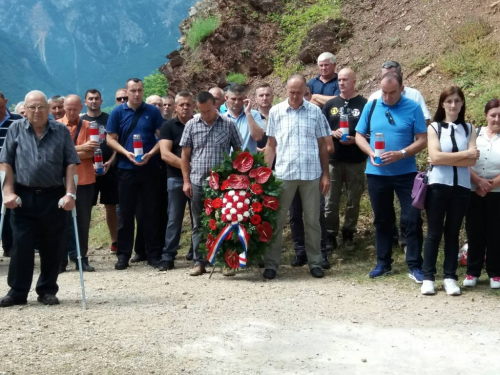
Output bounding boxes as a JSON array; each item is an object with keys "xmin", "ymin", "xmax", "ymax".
[{"xmin": 0, "ymin": 118, "xmax": 80, "ymax": 188}]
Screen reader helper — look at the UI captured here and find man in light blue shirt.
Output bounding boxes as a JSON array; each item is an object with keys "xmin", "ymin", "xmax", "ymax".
[
  {"xmin": 225, "ymin": 84, "xmax": 263, "ymax": 153},
  {"xmin": 355, "ymin": 72, "xmax": 427, "ymax": 281}
]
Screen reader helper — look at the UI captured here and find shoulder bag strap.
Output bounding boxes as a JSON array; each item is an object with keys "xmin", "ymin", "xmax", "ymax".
[
  {"xmin": 366, "ymin": 99, "xmax": 377, "ymax": 138},
  {"xmin": 73, "ymin": 118, "xmax": 83, "ymax": 144},
  {"xmin": 120, "ymin": 106, "xmax": 146, "ymax": 148}
]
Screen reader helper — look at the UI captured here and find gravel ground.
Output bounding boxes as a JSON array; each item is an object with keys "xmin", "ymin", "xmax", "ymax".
[{"xmin": 0, "ymin": 253, "xmax": 499, "ymax": 375}]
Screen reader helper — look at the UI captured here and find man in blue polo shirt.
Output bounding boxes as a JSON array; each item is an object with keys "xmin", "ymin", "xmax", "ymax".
[
  {"xmin": 225, "ymin": 84, "xmax": 263, "ymax": 154},
  {"xmin": 309, "ymin": 52, "xmax": 340, "ymax": 108},
  {"xmin": 106, "ymin": 78, "xmax": 164, "ymax": 270},
  {"xmin": 0, "ymin": 91, "xmax": 23, "ymax": 258},
  {"xmin": 355, "ymin": 72, "xmax": 427, "ymax": 281}
]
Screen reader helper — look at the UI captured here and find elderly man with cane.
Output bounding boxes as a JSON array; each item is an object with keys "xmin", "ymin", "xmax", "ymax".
[{"xmin": 0, "ymin": 90, "xmax": 79, "ymax": 307}]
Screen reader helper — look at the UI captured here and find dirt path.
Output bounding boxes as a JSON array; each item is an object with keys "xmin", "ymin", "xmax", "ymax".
[{"xmin": 0, "ymin": 254, "xmax": 498, "ymax": 375}]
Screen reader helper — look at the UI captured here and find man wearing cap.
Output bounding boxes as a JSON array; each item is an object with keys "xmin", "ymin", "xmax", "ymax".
[{"xmin": 0, "ymin": 90, "xmax": 79, "ymax": 307}]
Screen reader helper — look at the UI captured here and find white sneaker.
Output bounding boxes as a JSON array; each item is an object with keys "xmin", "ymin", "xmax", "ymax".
[
  {"xmin": 444, "ymin": 278, "xmax": 461, "ymax": 296},
  {"xmin": 490, "ymin": 277, "xmax": 500, "ymax": 289},
  {"xmin": 463, "ymin": 275, "xmax": 478, "ymax": 287},
  {"xmin": 421, "ymin": 280, "xmax": 435, "ymax": 295}
]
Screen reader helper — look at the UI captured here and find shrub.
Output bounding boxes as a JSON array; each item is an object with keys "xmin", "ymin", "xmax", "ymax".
[
  {"xmin": 186, "ymin": 16, "xmax": 221, "ymax": 50},
  {"xmin": 450, "ymin": 17, "xmax": 492, "ymax": 44},
  {"xmin": 226, "ymin": 72, "xmax": 248, "ymax": 85}
]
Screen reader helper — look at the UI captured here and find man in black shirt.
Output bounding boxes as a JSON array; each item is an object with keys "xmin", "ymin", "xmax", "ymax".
[
  {"xmin": 82, "ymin": 89, "xmax": 118, "ymax": 253},
  {"xmin": 255, "ymin": 83, "xmax": 273, "ymax": 152},
  {"xmin": 158, "ymin": 91, "xmax": 195, "ymax": 271},
  {"xmin": 322, "ymin": 68, "xmax": 367, "ymax": 250}
]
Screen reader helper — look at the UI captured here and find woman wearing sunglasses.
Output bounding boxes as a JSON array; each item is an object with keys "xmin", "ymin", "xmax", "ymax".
[{"xmin": 421, "ymin": 86, "xmax": 479, "ymax": 296}]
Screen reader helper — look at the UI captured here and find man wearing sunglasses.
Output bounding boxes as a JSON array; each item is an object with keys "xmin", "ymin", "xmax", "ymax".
[{"xmin": 355, "ymin": 72, "xmax": 427, "ymax": 281}]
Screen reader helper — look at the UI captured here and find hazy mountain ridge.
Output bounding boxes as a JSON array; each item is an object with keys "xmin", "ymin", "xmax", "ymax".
[{"xmin": 0, "ymin": 0, "xmax": 198, "ymax": 105}]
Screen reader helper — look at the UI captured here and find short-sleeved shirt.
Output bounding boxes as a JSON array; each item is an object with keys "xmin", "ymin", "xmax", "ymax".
[
  {"xmin": 180, "ymin": 114, "xmax": 243, "ymax": 186},
  {"xmin": 267, "ymin": 99, "xmax": 330, "ymax": 181},
  {"xmin": 60, "ymin": 115, "xmax": 95, "ymax": 186},
  {"xmin": 322, "ymin": 95, "xmax": 368, "ymax": 163},
  {"xmin": 159, "ymin": 117, "xmax": 186, "ymax": 178},
  {"xmin": 355, "ymin": 96, "xmax": 427, "ymax": 176},
  {"xmin": 82, "ymin": 112, "xmax": 112, "ymax": 162},
  {"xmin": 307, "ymin": 74, "xmax": 340, "ymax": 96},
  {"xmin": 472, "ymin": 127, "xmax": 500, "ymax": 192},
  {"xmin": 106, "ymin": 102, "xmax": 163, "ymax": 170},
  {"xmin": 0, "ymin": 118, "xmax": 80, "ymax": 187},
  {"xmin": 0, "ymin": 111, "xmax": 23, "ymax": 151},
  {"xmin": 368, "ymin": 86, "xmax": 431, "ymax": 120},
  {"xmin": 225, "ymin": 109, "xmax": 263, "ymax": 154}
]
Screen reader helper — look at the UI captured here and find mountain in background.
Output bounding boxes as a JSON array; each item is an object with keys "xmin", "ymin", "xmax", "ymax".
[{"xmin": 0, "ymin": 0, "xmax": 198, "ymax": 106}]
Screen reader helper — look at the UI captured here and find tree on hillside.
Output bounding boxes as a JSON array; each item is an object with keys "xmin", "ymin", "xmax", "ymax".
[{"xmin": 143, "ymin": 70, "xmax": 169, "ymax": 98}]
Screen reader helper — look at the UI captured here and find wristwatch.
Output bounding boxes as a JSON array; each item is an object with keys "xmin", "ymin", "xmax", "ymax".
[
  {"xmin": 66, "ymin": 192, "xmax": 77, "ymax": 200},
  {"xmin": 401, "ymin": 149, "xmax": 407, "ymax": 158}
]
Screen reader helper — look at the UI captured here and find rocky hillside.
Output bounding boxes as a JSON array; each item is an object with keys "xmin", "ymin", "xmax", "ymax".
[{"xmin": 161, "ymin": 0, "xmax": 500, "ymax": 124}]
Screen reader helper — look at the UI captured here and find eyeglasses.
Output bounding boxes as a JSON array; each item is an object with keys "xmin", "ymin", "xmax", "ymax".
[
  {"xmin": 26, "ymin": 105, "xmax": 48, "ymax": 112},
  {"xmin": 385, "ymin": 110, "xmax": 395, "ymax": 124},
  {"xmin": 115, "ymin": 97, "xmax": 127, "ymax": 102}
]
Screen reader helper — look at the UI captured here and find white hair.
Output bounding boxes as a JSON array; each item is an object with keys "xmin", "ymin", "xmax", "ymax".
[
  {"xmin": 317, "ymin": 52, "xmax": 336, "ymax": 64},
  {"xmin": 209, "ymin": 87, "xmax": 224, "ymax": 96},
  {"xmin": 25, "ymin": 90, "xmax": 48, "ymax": 104},
  {"xmin": 15, "ymin": 101, "xmax": 25, "ymax": 112}
]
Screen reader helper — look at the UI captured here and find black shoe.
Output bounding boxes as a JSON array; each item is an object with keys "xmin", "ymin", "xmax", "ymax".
[
  {"xmin": 326, "ymin": 237, "xmax": 338, "ymax": 251},
  {"xmin": 115, "ymin": 259, "xmax": 129, "ymax": 270},
  {"xmin": 37, "ymin": 294, "xmax": 59, "ymax": 305},
  {"xmin": 148, "ymin": 259, "xmax": 160, "ymax": 268},
  {"xmin": 0, "ymin": 295, "xmax": 27, "ymax": 308},
  {"xmin": 185, "ymin": 252, "xmax": 193, "ymax": 261},
  {"xmin": 158, "ymin": 260, "xmax": 174, "ymax": 271},
  {"xmin": 321, "ymin": 254, "xmax": 331, "ymax": 270},
  {"xmin": 2, "ymin": 249, "xmax": 10, "ymax": 257},
  {"xmin": 310, "ymin": 267, "xmax": 324, "ymax": 278},
  {"xmin": 75, "ymin": 262, "xmax": 95, "ymax": 272},
  {"xmin": 263, "ymin": 269, "xmax": 276, "ymax": 280},
  {"xmin": 291, "ymin": 255, "xmax": 307, "ymax": 267},
  {"xmin": 257, "ymin": 259, "xmax": 265, "ymax": 268},
  {"xmin": 130, "ymin": 254, "xmax": 147, "ymax": 263}
]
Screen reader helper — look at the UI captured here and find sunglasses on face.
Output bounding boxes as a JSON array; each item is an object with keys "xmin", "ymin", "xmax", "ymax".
[
  {"xmin": 385, "ymin": 110, "xmax": 395, "ymax": 125},
  {"xmin": 116, "ymin": 97, "xmax": 127, "ymax": 102}
]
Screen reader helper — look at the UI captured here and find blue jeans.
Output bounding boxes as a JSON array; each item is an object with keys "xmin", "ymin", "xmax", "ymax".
[
  {"xmin": 366, "ymin": 173, "xmax": 423, "ymax": 270},
  {"xmin": 161, "ymin": 177, "xmax": 193, "ymax": 262}
]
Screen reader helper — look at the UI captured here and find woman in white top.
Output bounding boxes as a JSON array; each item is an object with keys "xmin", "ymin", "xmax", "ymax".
[
  {"xmin": 421, "ymin": 86, "xmax": 479, "ymax": 296},
  {"xmin": 463, "ymin": 99, "xmax": 500, "ymax": 289}
]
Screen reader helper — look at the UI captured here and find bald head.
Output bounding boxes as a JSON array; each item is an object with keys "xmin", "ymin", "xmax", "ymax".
[
  {"xmin": 24, "ymin": 90, "xmax": 49, "ymax": 127},
  {"xmin": 209, "ymin": 87, "xmax": 225, "ymax": 109},
  {"xmin": 25, "ymin": 90, "xmax": 48, "ymax": 104},
  {"xmin": 338, "ymin": 68, "xmax": 357, "ymax": 98},
  {"xmin": 381, "ymin": 72, "xmax": 404, "ymax": 106},
  {"xmin": 64, "ymin": 94, "xmax": 83, "ymax": 122},
  {"xmin": 286, "ymin": 75, "xmax": 307, "ymax": 109},
  {"xmin": 146, "ymin": 95, "xmax": 163, "ymax": 113}
]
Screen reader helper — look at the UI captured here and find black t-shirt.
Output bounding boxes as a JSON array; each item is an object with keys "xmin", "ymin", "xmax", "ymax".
[
  {"xmin": 256, "ymin": 113, "xmax": 268, "ymax": 150},
  {"xmin": 159, "ymin": 117, "xmax": 185, "ymax": 178},
  {"xmin": 81, "ymin": 112, "xmax": 112, "ymax": 162},
  {"xmin": 322, "ymin": 95, "xmax": 368, "ymax": 163}
]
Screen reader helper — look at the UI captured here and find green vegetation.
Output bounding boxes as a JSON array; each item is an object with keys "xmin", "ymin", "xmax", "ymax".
[
  {"xmin": 186, "ymin": 16, "xmax": 221, "ymax": 50},
  {"xmin": 226, "ymin": 72, "xmax": 248, "ymax": 85},
  {"xmin": 437, "ymin": 18, "xmax": 499, "ymax": 126},
  {"xmin": 409, "ymin": 55, "xmax": 432, "ymax": 71},
  {"xmin": 269, "ymin": 0, "xmax": 342, "ymax": 79},
  {"xmin": 143, "ymin": 70, "xmax": 169, "ymax": 98}
]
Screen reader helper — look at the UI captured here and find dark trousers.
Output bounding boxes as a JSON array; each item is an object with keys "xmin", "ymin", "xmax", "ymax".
[
  {"xmin": 0, "ymin": 193, "xmax": 13, "ymax": 252},
  {"xmin": 290, "ymin": 189, "xmax": 327, "ymax": 257},
  {"xmin": 7, "ymin": 185, "xmax": 68, "ymax": 301},
  {"xmin": 62, "ymin": 183, "xmax": 95, "ymax": 265},
  {"xmin": 117, "ymin": 168, "xmax": 161, "ymax": 261},
  {"xmin": 422, "ymin": 184, "xmax": 470, "ymax": 281},
  {"xmin": 466, "ymin": 192, "xmax": 500, "ymax": 278},
  {"xmin": 162, "ymin": 177, "xmax": 193, "ymax": 262},
  {"xmin": 190, "ymin": 184, "xmax": 207, "ymax": 266},
  {"xmin": 134, "ymin": 199, "xmax": 145, "ymax": 257},
  {"xmin": 366, "ymin": 173, "xmax": 423, "ymax": 269}
]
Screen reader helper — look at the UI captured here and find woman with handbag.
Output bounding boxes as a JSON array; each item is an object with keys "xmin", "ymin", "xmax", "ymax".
[
  {"xmin": 421, "ymin": 86, "xmax": 479, "ymax": 296},
  {"xmin": 463, "ymin": 99, "xmax": 500, "ymax": 289}
]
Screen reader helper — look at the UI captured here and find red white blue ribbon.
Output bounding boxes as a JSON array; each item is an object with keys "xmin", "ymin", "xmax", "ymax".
[{"xmin": 207, "ymin": 223, "xmax": 249, "ymax": 268}]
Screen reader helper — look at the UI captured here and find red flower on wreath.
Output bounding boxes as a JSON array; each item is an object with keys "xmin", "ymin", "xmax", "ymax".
[
  {"xmin": 227, "ymin": 174, "xmax": 251, "ymax": 190},
  {"xmin": 206, "ymin": 234, "xmax": 215, "ymax": 250},
  {"xmin": 212, "ymin": 198, "xmax": 223, "ymax": 209},
  {"xmin": 221, "ymin": 180, "xmax": 229, "ymax": 190},
  {"xmin": 262, "ymin": 195, "xmax": 279, "ymax": 211},
  {"xmin": 250, "ymin": 214, "xmax": 262, "ymax": 225},
  {"xmin": 251, "ymin": 202, "xmax": 262, "ymax": 213},
  {"xmin": 209, "ymin": 171, "xmax": 220, "ymax": 190},
  {"xmin": 225, "ymin": 250, "xmax": 240, "ymax": 269},
  {"xmin": 249, "ymin": 167, "xmax": 272, "ymax": 184},
  {"xmin": 233, "ymin": 152, "xmax": 254, "ymax": 173},
  {"xmin": 209, "ymin": 219, "xmax": 217, "ymax": 231},
  {"xmin": 204, "ymin": 198, "xmax": 213, "ymax": 215},
  {"xmin": 257, "ymin": 221, "xmax": 273, "ymax": 242},
  {"xmin": 251, "ymin": 183, "xmax": 263, "ymax": 195}
]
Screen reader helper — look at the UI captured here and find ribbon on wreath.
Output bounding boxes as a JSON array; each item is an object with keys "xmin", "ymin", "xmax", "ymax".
[{"xmin": 207, "ymin": 223, "xmax": 249, "ymax": 268}]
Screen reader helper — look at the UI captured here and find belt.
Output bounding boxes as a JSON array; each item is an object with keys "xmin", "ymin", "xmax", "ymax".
[{"xmin": 15, "ymin": 184, "xmax": 64, "ymax": 194}]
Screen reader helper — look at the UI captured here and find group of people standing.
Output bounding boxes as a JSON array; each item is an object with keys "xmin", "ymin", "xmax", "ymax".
[{"xmin": 0, "ymin": 52, "xmax": 499, "ymax": 307}]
